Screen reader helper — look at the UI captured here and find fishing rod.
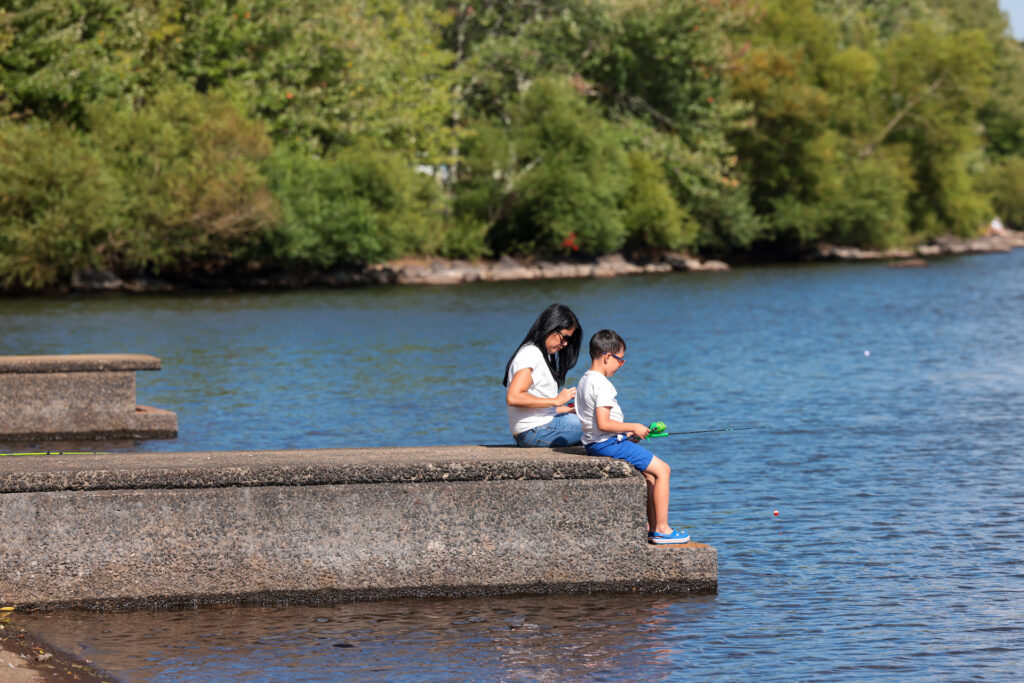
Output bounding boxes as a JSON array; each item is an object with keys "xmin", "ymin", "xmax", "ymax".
[{"xmin": 632, "ymin": 422, "xmax": 772, "ymax": 441}]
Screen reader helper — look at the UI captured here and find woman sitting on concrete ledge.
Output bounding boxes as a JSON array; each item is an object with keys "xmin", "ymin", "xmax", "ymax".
[{"xmin": 503, "ymin": 303, "xmax": 584, "ymax": 447}]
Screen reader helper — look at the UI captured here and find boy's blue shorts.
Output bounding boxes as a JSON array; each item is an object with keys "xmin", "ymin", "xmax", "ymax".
[{"xmin": 584, "ymin": 436, "xmax": 653, "ymax": 471}]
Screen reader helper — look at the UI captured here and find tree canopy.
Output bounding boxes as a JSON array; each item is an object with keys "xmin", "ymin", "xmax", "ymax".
[{"xmin": 1, "ymin": 0, "xmax": 1021, "ymax": 289}]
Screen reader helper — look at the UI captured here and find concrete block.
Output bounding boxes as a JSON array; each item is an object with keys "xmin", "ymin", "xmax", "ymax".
[
  {"xmin": 0, "ymin": 354, "xmax": 176, "ymax": 441},
  {"xmin": 0, "ymin": 447, "xmax": 716, "ymax": 609}
]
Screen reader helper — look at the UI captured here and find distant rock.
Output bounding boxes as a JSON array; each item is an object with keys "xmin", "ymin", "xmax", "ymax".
[
  {"xmin": 698, "ymin": 259, "xmax": 730, "ymax": 271},
  {"xmin": 536, "ymin": 261, "xmax": 591, "ymax": 279},
  {"xmin": 932, "ymin": 235, "xmax": 970, "ymax": 254},
  {"xmin": 123, "ymin": 276, "xmax": 173, "ymax": 293},
  {"xmin": 663, "ymin": 252, "xmax": 703, "ymax": 271},
  {"xmin": 363, "ymin": 265, "xmax": 398, "ymax": 285},
  {"xmin": 71, "ymin": 268, "xmax": 123, "ymax": 291},
  {"xmin": 483, "ymin": 255, "xmax": 537, "ymax": 282},
  {"xmin": 888, "ymin": 258, "xmax": 928, "ymax": 268},
  {"xmin": 316, "ymin": 268, "xmax": 366, "ymax": 287},
  {"xmin": 593, "ymin": 253, "xmax": 643, "ymax": 278},
  {"xmin": 395, "ymin": 259, "xmax": 473, "ymax": 285},
  {"xmin": 815, "ymin": 230, "xmax": 1024, "ymax": 263},
  {"xmin": 814, "ymin": 245, "xmax": 882, "ymax": 260}
]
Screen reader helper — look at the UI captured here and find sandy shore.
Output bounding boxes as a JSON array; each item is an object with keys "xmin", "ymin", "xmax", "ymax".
[
  {"xmin": 0, "ymin": 638, "xmax": 40, "ymax": 683},
  {"xmin": 0, "ymin": 619, "xmax": 108, "ymax": 682}
]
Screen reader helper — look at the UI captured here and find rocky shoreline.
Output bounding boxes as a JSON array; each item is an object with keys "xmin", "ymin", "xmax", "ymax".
[
  {"xmin": 67, "ymin": 251, "xmax": 730, "ymax": 292},
  {"xmin": 61, "ymin": 229, "xmax": 1024, "ymax": 293},
  {"xmin": 811, "ymin": 230, "xmax": 1024, "ymax": 262}
]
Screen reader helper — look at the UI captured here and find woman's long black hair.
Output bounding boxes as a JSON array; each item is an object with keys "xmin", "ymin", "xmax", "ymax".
[{"xmin": 502, "ymin": 303, "xmax": 582, "ymax": 388}]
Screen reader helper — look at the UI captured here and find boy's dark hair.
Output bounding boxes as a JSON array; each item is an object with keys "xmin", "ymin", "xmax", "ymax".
[
  {"xmin": 589, "ymin": 329, "xmax": 626, "ymax": 359},
  {"xmin": 502, "ymin": 303, "xmax": 582, "ymax": 387}
]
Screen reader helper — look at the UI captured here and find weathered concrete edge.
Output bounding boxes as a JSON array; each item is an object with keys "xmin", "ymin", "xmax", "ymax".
[
  {"xmin": 1, "ymin": 428, "xmax": 178, "ymax": 443},
  {"xmin": 0, "ymin": 459, "xmax": 633, "ymax": 493},
  {"xmin": 18, "ymin": 574, "xmax": 718, "ymax": 611},
  {"xmin": 0, "ymin": 447, "xmax": 634, "ymax": 494},
  {"xmin": 0, "ymin": 406, "xmax": 180, "ymax": 442},
  {"xmin": 0, "ymin": 354, "xmax": 162, "ymax": 374}
]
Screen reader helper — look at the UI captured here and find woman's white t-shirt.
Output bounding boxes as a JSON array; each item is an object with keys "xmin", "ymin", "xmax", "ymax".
[
  {"xmin": 506, "ymin": 344, "xmax": 558, "ymax": 435},
  {"xmin": 575, "ymin": 370, "xmax": 624, "ymax": 445}
]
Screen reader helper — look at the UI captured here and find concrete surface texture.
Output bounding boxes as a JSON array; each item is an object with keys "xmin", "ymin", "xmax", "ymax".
[
  {"xmin": 0, "ymin": 354, "xmax": 176, "ymax": 441},
  {"xmin": 0, "ymin": 446, "xmax": 717, "ymax": 609},
  {"xmin": 0, "ymin": 355, "xmax": 162, "ymax": 374}
]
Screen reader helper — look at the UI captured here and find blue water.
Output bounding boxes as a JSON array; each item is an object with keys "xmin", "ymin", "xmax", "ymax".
[{"xmin": 4, "ymin": 251, "xmax": 1024, "ymax": 681}]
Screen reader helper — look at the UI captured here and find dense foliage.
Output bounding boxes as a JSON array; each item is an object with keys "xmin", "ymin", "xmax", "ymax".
[{"xmin": 1, "ymin": 0, "xmax": 1021, "ymax": 289}]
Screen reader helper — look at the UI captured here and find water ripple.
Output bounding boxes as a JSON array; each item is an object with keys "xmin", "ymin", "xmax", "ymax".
[{"xmin": 6, "ymin": 252, "xmax": 1024, "ymax": 680}]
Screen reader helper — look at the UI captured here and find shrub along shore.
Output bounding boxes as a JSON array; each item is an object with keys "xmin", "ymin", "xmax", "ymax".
[{"xmin": 1, "ymin": 1, "xmax": 1023, "ymax": 293}]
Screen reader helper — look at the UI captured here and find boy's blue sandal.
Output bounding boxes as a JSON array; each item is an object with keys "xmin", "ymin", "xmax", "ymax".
[{"xmin": 649, "ymin": 529, "xmax": 690, "ymax": 545}]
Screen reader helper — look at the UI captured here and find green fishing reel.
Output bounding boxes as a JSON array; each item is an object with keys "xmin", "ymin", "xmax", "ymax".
[{"xmin": 646, "ymin": 421, "xmax": 669, "ymax": 439}]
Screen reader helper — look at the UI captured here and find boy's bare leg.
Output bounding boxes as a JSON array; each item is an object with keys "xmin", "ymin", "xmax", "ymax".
[
  {"xmin": 643, "ymin": 471, "xmax": 656, "ymax": 531},
  {"xmin": 644, "ymin": 456, "xmax": 672, "ymax": 534}
]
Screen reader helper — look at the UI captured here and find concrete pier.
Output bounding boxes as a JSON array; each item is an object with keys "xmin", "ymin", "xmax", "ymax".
[
  {"xmin": 0, "ymin": 354, "xmax": 177, "ymax": 441},
  {"xmin": 0, "ymin": 446, "xmax": 716, "ymax": 609}
]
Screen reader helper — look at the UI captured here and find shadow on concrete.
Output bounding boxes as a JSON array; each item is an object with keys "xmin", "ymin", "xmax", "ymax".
[{"xmin": 0, "ymin": 438, "xmax": 148, "ymax": 455}]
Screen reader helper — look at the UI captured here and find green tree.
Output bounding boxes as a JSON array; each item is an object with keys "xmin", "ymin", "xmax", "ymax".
[
  {"xmin": 876, "ymin": 20, "xmax": 994, "ymax": 235},
  {"xmin": 0, "ymin": 0, "xmax": 457, "ymax": 162},
  {"xmin": 773, "ymin": 134, "xmax": 914, "ymax": 248},
  {"xmin": 162, "ymin": 0, "xmax": 457, "ymax": 161},
  {"xmin": 444, "ymin": 0, "xmax": 748, "ymax": 253},
  {"xmin": 622, "ymin": 150, "xmax": 698, "ymax": 252},
  {"xmin": 728, "ymin": 0, "xmax": 999, "ymax": 249},
  {"xmin": 0, "ymin": 9, "xmax": 13, "ymax": 115},
  {"xmin": 263, "ymin": 145, "xmax": 445, "ymax": 267},
  {"xmin": 727, "ymin": 0, "xmax": 838, "ymax": 249},
  {"xmin": 979, "ymin": 156, "xmax": 1024, "ymax": 226},
  {"xmin": 0, "ymin": 0, "xmax": 157, "ymax": 124},
  {"xmin": 0, "ymin": 120, "xmax": 119, "ymax": 288},
  {"xmin": 88, "ymin": 86, "xmax": 277, "ymax": 276},
  {"xmin": 579, "ymin": 0, "xmax": 759, "ymax": 252},
  {"xmin": 457, "ymin": 77, "xmax": 631, "ymax": 256}
]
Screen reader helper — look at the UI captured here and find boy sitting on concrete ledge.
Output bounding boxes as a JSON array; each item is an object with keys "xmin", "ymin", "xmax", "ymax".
[{"xmin": 575, "ymin": 329, "xmax": 690, "ymax": 545}]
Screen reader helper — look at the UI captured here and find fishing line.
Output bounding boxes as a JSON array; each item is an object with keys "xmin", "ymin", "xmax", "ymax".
[{"xmin": 657, "ymin": 425, "xmax": 772, "ymax": 437}]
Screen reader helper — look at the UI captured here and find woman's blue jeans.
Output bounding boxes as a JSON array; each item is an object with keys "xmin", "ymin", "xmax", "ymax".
[{"xmin": 513, "ymin": 412, "xmax": 583, "ymax": 447}]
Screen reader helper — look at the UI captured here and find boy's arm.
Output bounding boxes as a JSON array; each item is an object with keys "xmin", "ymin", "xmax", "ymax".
[{"xmin": 595, "ymin": 406, "xmax": 650, "ymax": 439}]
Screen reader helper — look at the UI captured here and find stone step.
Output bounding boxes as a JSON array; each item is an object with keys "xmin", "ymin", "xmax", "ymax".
[{"xmin": 0, "ymin": 446, "xmax": 716, "ymax": 609}]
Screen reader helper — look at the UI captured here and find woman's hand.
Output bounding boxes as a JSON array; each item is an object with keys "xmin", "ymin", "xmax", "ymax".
[
  {"xmin": 507, "ymin": 369, "xmax": 574, "ymax": 409},
  {"xmin": 554, "ymin": 388, "xmax": 576, "ymax": 413}
]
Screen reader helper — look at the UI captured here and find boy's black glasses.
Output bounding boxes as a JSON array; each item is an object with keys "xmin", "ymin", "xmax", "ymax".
[{"xmin": 608, "ymin": 352, "xmax": 625, "ymax": 365}]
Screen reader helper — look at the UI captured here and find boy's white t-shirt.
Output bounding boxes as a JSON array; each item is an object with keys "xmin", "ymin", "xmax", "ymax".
[
  {"xmin": 506, "ymin": 344, "xmax": 558, "ymax": 435},
  {"xmin": 575, "ymin": 369, "xmax": 624, "ymax": 445}
]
